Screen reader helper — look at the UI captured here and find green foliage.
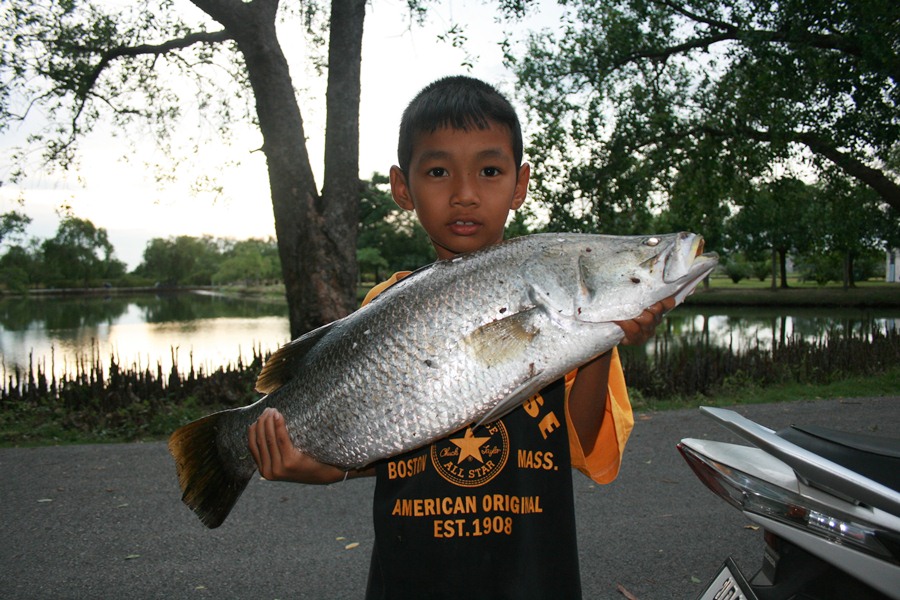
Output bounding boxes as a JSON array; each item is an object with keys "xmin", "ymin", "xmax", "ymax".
[
  {"xmin": 722, "ymin": 255, "xmax": 751, "ymax": 284},
  {"xmin": 212, "ymin": 238, "xmax": 281, "ymax": 285},
  {"xmin": 802, "ymin": 173, "xmax": 895, "ymax": 287},
  {"xmin": 135, "ymin": 235, "xmax": 224, "ymax": 286},
  {"xmin": 1, "ymin": 0, "xmax": 244, "ymax": 180},
  {"xmin": 356, "ymin": 246, "xmax": 388, "ymax": 281},
  {"xmin": 357, "ymin": 173, "xmax": 434, "ymax": 279},
  {"xmin": 796, "ymin": 248, "xmax": 885, "ymax": 286},
  {"xmin": 0, "ymin": 244, "xmax": 37, "ymax": 292},
  {"xmin": 0, "ymin": 211, "xmax": 31, "ymax": 246},
  {"xmin": 620, "ymin": 327, "xmax": 900, "ymax": 403},
  {"xmin": 39, "ymin": 215, "xmax": 126, "ymax": 287},
  {"xmin": 507, "ymin": 0, "xmax": 899, "ymax": 243},
  {"xmin": 0, "ymin": 347, "xmax": 266, "ymax": 446},
  {"xmin": 3, "ymin": 171, "xmax": 487, "ymax": 291}
]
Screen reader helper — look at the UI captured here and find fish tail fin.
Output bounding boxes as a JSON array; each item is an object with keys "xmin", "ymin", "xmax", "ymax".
[{"xmin": 168, "ymin": 412, "xmax": 251, "ymax": 529}]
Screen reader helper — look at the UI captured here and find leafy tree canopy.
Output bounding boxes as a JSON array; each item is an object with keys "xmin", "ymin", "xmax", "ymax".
[
  {"xmin": 40, "ymin": 214, "xmax": 125, "ymax": 286},
  {"xmin": 508, "ymin": 0, "xmax": 900, "ymax": 240},
  {"xmin": 1, "ymin": 0, "xmax": 374, "ymax": 336},
  {"xmin": 0, "ymin": 210, "xmax": 31, "ymax": 246}
]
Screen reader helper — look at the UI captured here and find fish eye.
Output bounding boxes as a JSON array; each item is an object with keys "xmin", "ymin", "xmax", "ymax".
[{"xmin": 645, "ymin": 237, "xmax": 660, "ymax": 247}]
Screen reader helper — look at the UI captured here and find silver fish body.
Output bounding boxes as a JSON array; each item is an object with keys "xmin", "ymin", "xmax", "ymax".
[{"xmin": 169, "ymin": 232, "xmax": 717, "ymax": 527}]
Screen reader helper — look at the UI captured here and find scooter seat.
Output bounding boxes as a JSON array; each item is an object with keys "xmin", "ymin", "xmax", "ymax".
[{"xmin": 777, "ymin": 425, "xmax": 900, "ymax": 493}]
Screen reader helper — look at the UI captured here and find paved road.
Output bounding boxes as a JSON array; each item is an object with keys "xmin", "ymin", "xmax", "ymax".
[{"xmin": 2, "ymin": 397, "xmax": 897, "ymax": 599}]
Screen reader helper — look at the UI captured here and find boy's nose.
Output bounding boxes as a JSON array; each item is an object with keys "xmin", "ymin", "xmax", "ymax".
[{"xmin": 450, "ymin": 175, "xmax": 479, "ymax": 206}]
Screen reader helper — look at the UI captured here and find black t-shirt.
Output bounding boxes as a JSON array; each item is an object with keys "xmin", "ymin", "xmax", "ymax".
[{"xmin": 365, "ymin": 377, "xmax": 582, "ymax": 600}]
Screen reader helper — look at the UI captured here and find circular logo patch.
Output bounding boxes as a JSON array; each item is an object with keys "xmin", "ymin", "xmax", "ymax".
[{"xmin": 430, "ymin": 420, "xmax": 509, "ymax": 487}]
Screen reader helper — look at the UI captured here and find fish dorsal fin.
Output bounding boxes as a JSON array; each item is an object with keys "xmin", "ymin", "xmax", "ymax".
[
  {"xmin": 462, "ymin": 308, "xmax": 540, "ymax": 368},
  {"xmin": 255, "ymin": 321, "xmax": 336, "ymax": 393}
]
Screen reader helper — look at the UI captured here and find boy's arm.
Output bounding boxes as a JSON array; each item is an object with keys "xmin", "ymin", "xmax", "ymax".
[
  {"xmin": 567, "ymin": 298, "xmax": 676, "ymax": 471},
  {"xmin": 248, "ymin": 408, "xmax": 374, "ymax": 484},
  {"xmin": 566, "ymin": 351, "xmax": 613, "ymax": 453}
]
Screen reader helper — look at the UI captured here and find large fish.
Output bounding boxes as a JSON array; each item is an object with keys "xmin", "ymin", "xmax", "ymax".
[{"xmin": 169, "ymin": 232, "xmax": 717, "ymax": 527}]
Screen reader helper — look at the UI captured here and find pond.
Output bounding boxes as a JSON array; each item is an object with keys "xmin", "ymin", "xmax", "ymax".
[
  {"xmin": 0, "ymin": 292, "xmax": 291, "ymax": 380},
  {"xmin": 0, "ymin": 291, "xmax": 897, "ymax": 381}
]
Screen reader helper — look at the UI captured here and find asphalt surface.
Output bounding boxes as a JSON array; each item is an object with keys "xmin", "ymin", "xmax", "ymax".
[{"xmin": 2, "ymin": 396, "xmax": 897, "ymax": 599}]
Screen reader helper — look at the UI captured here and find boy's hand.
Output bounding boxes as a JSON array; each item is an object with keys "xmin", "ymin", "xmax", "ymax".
[
  {"xmin": 248, "ymin": 408, "xmax": 348, "ymax": 484},
  {"xmin": 615, "ymin": 296, "xmax": 677, "ymax": 346}
]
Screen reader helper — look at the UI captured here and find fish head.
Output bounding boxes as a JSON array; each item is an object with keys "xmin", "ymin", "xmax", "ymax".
[{"xmin": 524, "ymin": 233, "xmax": 718, "ymax": 324}]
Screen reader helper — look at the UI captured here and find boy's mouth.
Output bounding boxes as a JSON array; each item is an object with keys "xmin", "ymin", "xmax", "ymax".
[{"xmin": 449, "ymin": 220, "xmax": 480, "ymax": 236}]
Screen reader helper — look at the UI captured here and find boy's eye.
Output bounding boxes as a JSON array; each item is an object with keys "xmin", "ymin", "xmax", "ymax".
[
  {"xmin": 481, "ymin": 166, "xmax": 501, "ymax": 177},
  {"xmin": 427, "ymin": 167, "xmax": 448, "ymax": 177}
]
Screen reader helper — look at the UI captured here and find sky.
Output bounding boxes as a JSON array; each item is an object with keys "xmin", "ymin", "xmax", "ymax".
[{"xmin": 0, "ymin": 1, "xmax": 561, "ymax": 270}]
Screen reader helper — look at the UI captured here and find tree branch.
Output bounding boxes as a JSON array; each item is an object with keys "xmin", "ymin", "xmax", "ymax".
[
  {"xmin": 616, "ymin": 31, "xmax": 734, "ymax": 66},
  {"xmin": 654, "ymin": 0, "xmax": 739, "ymax": 32},
  {"xmin": 83, "ymin": 29, "xmax": 233, "ymax": 96},
  {"xmin": 67, "ymin": 28, "xmax": 232, "ymax": 135},
  {"xmin": 796, "ymin": 132, "xmax": 900, "ymax": 211},
  {"xmin": 627, "ymin": 122, "xmax": 899, "ymax": 211},
  {"xmin": 617, "ymin": 1, "xmax": 881, "ymax": 76},
  {"xmin": 49, "ymin": 29, "xmax": 233, "ymax": 167},
  {"xmin": 714, "ymin": 125, "xmax": 900, "ymax": 211}
]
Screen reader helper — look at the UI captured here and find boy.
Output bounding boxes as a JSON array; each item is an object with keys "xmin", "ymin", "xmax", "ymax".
[{"xmin": 248, "ymin": 76, "xmax": 671, "ymax": 599}]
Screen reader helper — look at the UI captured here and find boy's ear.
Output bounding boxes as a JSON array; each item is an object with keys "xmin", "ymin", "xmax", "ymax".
[
  {"xmin": 390, "ymin": 165, "xmax": 415, "ymax": 211},
  {"xmin": 511, "ymin": 162, "xmax": 530, "ymax": 211}
]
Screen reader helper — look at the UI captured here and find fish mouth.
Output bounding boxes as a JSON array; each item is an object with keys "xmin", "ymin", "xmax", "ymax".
[
  {"xmin": 662, "ymin": 234, "xmax": 717, "ymax": 303},
  {"xmin": 663, "ymin": 233, "xmax": 710, "ymax": 282},
  {"xmin": 673, "ymin": 255, "xmax": 717, "ymax": 304}
]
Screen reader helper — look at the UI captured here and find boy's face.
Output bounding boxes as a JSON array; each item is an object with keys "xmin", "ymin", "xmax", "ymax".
[{"xmin": 390, "ymin": 123, "xmax": 529, "ymax": 261}]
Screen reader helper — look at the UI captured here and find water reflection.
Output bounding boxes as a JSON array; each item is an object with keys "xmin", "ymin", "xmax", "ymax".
[
  {"xmin": 1, "ymin": 293, "xmax": 898, "ymax": 380},
  {"xmin": 645, "ymin": 306, "xmax": 899, "ymax": 358},
  {"xmin": 0, "ymin": 291, "xmax": 287, "ymax": 330},
  {"xmin": 0, "ymin": 292, "xmax": 291, "ymax": 379}
]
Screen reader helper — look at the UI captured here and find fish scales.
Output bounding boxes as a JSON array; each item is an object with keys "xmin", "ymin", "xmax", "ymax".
[{"xmin": 168, "ymin": 232, "xmax": 718, "ymax": 527}]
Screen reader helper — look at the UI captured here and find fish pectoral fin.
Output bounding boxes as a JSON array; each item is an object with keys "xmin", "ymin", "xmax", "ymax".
[
  {"xmin": 462, "ymin": 309, "xmax": 540, "ymax": 368},
  {"xmin": 476, "ymin": 375, "xmax": 545, "ymax": 426},
  {"xmin": 256, "ymin": 321, "xmax": 337, "ymax": 394}
]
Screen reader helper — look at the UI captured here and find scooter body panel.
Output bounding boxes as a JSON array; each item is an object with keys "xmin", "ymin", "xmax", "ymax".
[
  {"xmin": 746, "ymin": 513, "xmax": 900, "ymax": 600},
  {"xmin": 681, "ymin": 408, "xmax": 900, "ymax": 600}
]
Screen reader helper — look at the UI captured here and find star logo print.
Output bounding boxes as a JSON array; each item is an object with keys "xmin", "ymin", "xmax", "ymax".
[
  {"xmin": 450, "ymin": 427, "xmax": 490, "ymax": 464},
  {"xmin": 432, "ymin": 420, "xmax": 509, "ymax": 487}
]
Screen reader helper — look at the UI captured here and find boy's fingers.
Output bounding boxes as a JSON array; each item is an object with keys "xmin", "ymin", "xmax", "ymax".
[
  {"xmin": 274, "ymin": 411, "xmax": 294, "ymax": 454},
  {"xmin": 248, "ymin": 422, "xmax": 260, "ymax": 465},
  {"xmin": 249, "ymin": 408, "xmax": 277, "ymax": 477},
  {"xmin": 262, "ymin": 409, "xmax": 282, "ymax": 471}
]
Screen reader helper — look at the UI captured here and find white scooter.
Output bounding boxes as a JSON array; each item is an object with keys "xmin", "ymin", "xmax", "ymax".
[{"xmin": 678, "ymin": 407, "xmax": 900, "ymax": 600}]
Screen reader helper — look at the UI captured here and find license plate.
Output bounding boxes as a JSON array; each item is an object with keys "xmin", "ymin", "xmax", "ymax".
[{"xmin": 695, "ymin": 557, "xmax": 759, "ymax": 600}]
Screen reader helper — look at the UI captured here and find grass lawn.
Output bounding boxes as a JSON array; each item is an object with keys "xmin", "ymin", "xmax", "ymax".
[{"xmin": 687, "ymin": 276, "xmax": 900, "ymax": 307}]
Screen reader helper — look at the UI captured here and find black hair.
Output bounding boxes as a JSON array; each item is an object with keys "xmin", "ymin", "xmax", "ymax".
[{"xmin": 396, "ymin": 76, "xmax": 523, "ymax": 174}]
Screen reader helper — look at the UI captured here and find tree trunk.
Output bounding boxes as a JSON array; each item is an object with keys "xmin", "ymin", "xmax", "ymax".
[
  {"xmin": 195, "ymin": 0, "xmax": 365, "ymax": 338},
  {"xmin": 843, "ymin": 252, "xmax": 855, "ymax": 289},
  {"xmin": 319, "ymin": 0, "xmax": 366, "ymax": 328},
  {"xmin": 778, "ymin": 248, "xmax": 789, "ymax": 288},
  {"xmin": 770, "ymin": 248, "xmax": 777, "ymax": 289}
]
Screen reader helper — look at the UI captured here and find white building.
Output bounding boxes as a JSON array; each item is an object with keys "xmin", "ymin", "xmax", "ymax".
[{"xmin": 888, "ymin": 249, "xmax": 900, "ymax": 283}]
